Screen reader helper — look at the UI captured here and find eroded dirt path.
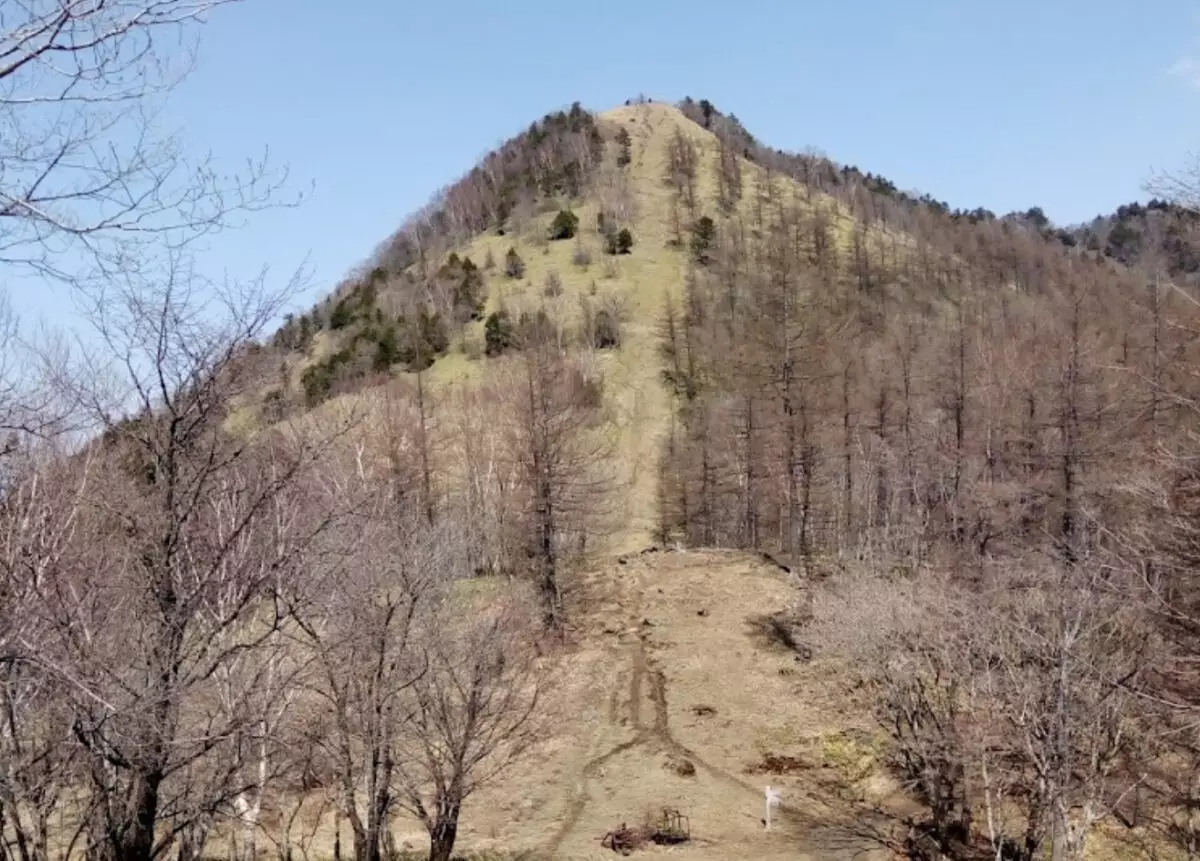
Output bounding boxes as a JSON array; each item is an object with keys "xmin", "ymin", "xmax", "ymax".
[{"xmin": 539, "ymin": 550, "xmax": 900, "ymax": 860}]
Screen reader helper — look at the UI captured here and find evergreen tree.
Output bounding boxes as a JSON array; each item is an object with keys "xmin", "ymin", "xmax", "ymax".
[
  {"xmin": 485, "ymin": 310, "xmax": 515, "ymax": 356},
  {"xmin": 593, "ymin": 309, "xmax": 620, "ymax": 348},
  {"xmin": 690, "ymin": 216, "xmax": 716, "ymax": 264},
  {"xmin": 615, "ymin": 127, "xmax": 632, "ymax": 168},
  {"xmin": 549, "ymin": 209, "xmax": 580, "ymax": 241}
]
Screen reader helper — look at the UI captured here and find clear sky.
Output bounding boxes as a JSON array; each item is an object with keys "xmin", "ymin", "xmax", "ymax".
[{"xmin": 11, "ymin": 0, "xmax": 1200, "ymax": 326}]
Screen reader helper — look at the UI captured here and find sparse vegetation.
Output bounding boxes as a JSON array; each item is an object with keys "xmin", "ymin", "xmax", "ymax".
[
  {"xmin": 615, "ymin": 126, "xmax": 632, "ymax": 168},
  {"xmin": 572, "ymin": 240, "xmax": 592, "ymax": 269}
]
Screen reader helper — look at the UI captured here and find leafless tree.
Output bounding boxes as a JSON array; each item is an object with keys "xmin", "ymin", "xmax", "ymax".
[
  {"xmin": 501, "ymin": 337, "xmax": 614, "ymax": 630},
  {"xmin": 13, "ymin": 268, "xmax": 346, "ymax": 861},
  {"xmin": 0, "ymin": 1, "xmax": 296, "ymax": 288},
  {"xmin": 393, "ymin": 583, "xmax": 545, "ymax": 861},
  {"xmin": 290, "ymin": 440, "xmax": 467, "ymax": 861}
]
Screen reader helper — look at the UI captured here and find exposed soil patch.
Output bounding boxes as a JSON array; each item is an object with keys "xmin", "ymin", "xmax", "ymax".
[{"xmin": 746, "ymin": 753, "xmax": 812, "ymax": 776}]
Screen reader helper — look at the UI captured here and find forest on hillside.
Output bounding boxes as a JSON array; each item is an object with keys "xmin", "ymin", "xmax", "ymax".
[
  {"xmin": 659, "ymin": 101, "xmax": 1200, "ymax": 861},
  {"xmin": 8, "ymin": 3, "xmax": 1200, "ymax": 861}
]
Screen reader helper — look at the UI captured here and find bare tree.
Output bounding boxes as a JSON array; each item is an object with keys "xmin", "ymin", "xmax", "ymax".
[
  {"xmin": 0, "ymin": 1, "xmax": 295, "ymax": 287},
  {"xmin": 0, "ymin": 448, "xmax": 96, "ymax": 861},
  {"xmin": 393, "ymin": 584, "xmax": 545, "ymax": 861},
  {"xmin": 291, "ymin": 444, "xmax": 465, "ymax": 861},
  {"xmin": 502, "ymin": 337, "xmax": 613, "ymax": 630},
  {"xmin": 16, "ymin": 270, "xmax": 344, "ymax": 861}
]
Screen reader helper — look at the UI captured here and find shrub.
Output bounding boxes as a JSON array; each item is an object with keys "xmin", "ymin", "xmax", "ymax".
[
  {"xmin": 517, "ymin": 309, "xmax": 556, "ymax": 348},
  {"xmin": 604, "ymin": 228, "xmax": 633, "ymax": 256},
  {"xmin": 570, "ymin": 368, "xmax": 604, "ymax": 409},
  {"xmin": 417, "ymin": 310, "xmax": 449, "ymax": 357},
  {"xmin": 372, "ymin": 323, "xmax": 401, "ymax": 371},
  {"xmin": 301, "ymin": 348, "xmax": 354, "ymax": 407},
  {"xmin": 329, "ymin": 298, "xmax": 355, "ymax": 330},
  {"xmin": 549, "ymin": 209, "xmax": 579, "ymax": 241},
  {"xmin": 452, "ymin": 257, "xmax": 486, "ymax": 321},
  {"xmin": 260, "ymin": 388, "xmax": 287, "ymax": 424},
  {"xmin": 504, "ymin": 247, "xmax": 526, "ymax": 279}
]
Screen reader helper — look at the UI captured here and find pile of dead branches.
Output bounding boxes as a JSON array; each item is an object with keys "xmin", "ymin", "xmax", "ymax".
[{"xmin": 601, "ymin": 808, "xmax": 691, "ymax": 854}]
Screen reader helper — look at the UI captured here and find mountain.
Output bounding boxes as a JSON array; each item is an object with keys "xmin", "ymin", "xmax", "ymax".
[{"xmin": 193, "ymin": 98, "xmax": 1200, "ymax": 858}]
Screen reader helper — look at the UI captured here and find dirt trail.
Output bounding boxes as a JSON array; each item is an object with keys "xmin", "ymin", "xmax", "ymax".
[{"xmin": 539, "ymin": 552, "xmax": 895, "ymax": 860}]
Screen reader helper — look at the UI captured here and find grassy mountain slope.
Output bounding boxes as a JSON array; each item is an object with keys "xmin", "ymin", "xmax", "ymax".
[
  {"xmin": 271, "ymin": 100, "xmax": 870, "ymax": 555},
  {"xmin": 201, "ymin": 95, "xmax": 1200, "ymax": 860}
]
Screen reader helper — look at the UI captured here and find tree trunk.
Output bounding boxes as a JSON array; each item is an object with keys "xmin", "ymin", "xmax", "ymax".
[
  {"xmin": 113, "ymin": 771, "xmax": 161, "ymax": 861},
  {"xmin": 427, "ymin": 815, "xmax": 459, "ymax": 861}
]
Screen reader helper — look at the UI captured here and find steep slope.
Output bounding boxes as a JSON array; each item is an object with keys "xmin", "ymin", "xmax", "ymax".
[
  {"xmin": 264, "ymin": 100, "xmax": 868, "ymax": 555},
  {"xmin": 211, "ymin": 98, "xmax": 1200, "ymax": 861}
]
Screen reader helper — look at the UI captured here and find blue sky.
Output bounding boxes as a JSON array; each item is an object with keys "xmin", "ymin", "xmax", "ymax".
[{"xmin": 11, "ymin": 0, "xmax": 1200, "ymax": 326}]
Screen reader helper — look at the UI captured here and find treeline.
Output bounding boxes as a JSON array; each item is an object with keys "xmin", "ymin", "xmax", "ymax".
[
  {"xmin": 0, "ymin": 276, "xmax": 612, "ymax": 861},
  {"xmin": 679, "ymin": 96, "xmax": 1200, "ymax": 280},
  {"xmin": 658, "ymin": 103, "xmax": 1200, "ymax": 860}
]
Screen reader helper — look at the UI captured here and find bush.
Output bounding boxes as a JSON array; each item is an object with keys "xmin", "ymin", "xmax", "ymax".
[
  {"xmin": 452, "ymin": 257, "xmax": 486, "ymax": 322},
  {"xmin": 372, "ymin": 323, "xmax": 401, "ymax": 371},
  {"xmin": 301, "ymin": 348, "xmax": 354, "ymax": 407},
  {"xmin": 517, "ymin": 308, "xmax": 556, "ymax": 348},
  {"xmin": 484, "ymin": 310, "xmax": 515, "ymax": 356},
  {"xmin": 329, "ymin": 298, "xmax": 355, "ymax": 330},
  {"xmin": 260, "ymin": 388, "xmax": 288, "ymax": 424},
  {"xmin": 504, "ymin": 247, "xmax": 526, "ymax": 279},
  {"xmin": 549, "ymin": 209, "xmax": 579, "ymax": 241},
  {"xmin": 569, "ymin": 368, "xmax": 604, "ymax": 409}
]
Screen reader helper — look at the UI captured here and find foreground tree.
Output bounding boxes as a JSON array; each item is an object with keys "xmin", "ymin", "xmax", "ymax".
[
  {"xmin": 13, "ymin": 270, "xmax": 344, "ymax": 861},
  {"xmin": 293, "ymin": 500, "xmax": 440, "ymax": 861},
  {"xmin": 811, "ymin": 546, "xmax": 1152, "ymax": 861},
  {"xmin": 0, "ymin": 1, "xmax": 293, "ymax": 287}
]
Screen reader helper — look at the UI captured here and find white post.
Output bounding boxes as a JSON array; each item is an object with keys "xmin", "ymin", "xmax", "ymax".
[{"xmin": 764, "ymin": 786, "xmax": 781, "ymax": 831}]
